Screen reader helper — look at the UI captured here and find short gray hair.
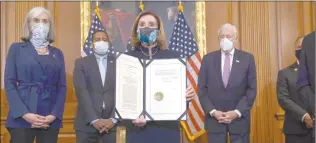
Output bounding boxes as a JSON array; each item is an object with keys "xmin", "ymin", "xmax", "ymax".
[
  {"xmin": 217, "ymin": 23, "xmax": 238, "ymax": 39},
  {"xmin": 21, "ymin": 7, "xmax": 55, "ymax": 43}
]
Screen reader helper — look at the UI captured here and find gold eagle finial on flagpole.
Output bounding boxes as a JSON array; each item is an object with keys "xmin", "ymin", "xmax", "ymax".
[
  {"xmin": 139, "ymin": 0, "xmax": 144, "ymax": 12},
  {"xmin": 178, "ymin": 0, "xmax": 184, "ymax": 13},
  {"xmin": 94, "ymin": 1, "xmax": 102, "ymax": 20}
]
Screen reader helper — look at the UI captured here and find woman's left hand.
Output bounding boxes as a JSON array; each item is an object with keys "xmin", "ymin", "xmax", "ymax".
[
  {"xmin": 185, "ymin": 86, "xmax": 196, "ymax": 102},
  {"xmin": 132, "ymin": 115, "xmax": 146, "ymax": 127}
]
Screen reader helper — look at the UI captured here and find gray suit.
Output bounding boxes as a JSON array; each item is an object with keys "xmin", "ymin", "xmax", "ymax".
[
  {"xmin": 198, "ymin": 49, "xmax": 257, "ymax": 143},
  {"xmin": 277, "ymin": 63, "xmax": 313, "ymax": 143},
  {"xmin": 73, "ymin": 54, "xmax": 116, "ymax": 143}
]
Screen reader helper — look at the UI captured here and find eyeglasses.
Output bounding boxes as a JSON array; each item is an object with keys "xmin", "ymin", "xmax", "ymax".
[{"xmin": 32, "ymin": 18, "xmax": 49, "ymax": 24}]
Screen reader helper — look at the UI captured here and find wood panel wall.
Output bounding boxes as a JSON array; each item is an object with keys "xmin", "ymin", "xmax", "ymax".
[{"xmin": 1, "ymin": 2, "xmax": 315, "ymax": 143}]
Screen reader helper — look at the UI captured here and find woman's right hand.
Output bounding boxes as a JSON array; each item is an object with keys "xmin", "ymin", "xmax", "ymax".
[
  {"xmin": 22, "ymin": 113, "xmax": 49, "ymax": 128},
  {"xmin": 132, "ymin": 115, "xmax": 146, "ymax": 127}
]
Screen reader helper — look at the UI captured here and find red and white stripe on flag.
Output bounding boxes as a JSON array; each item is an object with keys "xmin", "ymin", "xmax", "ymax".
[{"xmin": 181, "ymin": 52, "xmax": 206, "ymax": 141}]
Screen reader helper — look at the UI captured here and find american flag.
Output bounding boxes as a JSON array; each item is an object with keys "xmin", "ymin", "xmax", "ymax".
[
  {"xmin": 81, "ymin": 14, "xmax": 117, "ymax": 57},
  {"xmin": 125, "ymin": 37, "xmax": 134, "ymax": 52},
  {"xmin": 168, "ymin": 12, "xmax": 206, "ymax": 140}
]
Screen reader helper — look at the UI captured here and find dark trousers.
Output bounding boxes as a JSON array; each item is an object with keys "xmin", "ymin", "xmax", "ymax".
[
  {"xmin": 208, "ymin": 132, "xmax": 249, "ymax": 143},
  {"xmin": 75, "ymin": 107, "xmax": 116, "ymax": 143},
  {"xmin": 7, "ymin": 128, "xmax": 59, "ymax": 143},
  {"xmin": 285, "ymin": 131, "xmax": 314, "ymax": 143},
  {"xmin": 75, "ymin": 130, "xmax": 116, "ymax": 143},
  {"xmin": 126, "ymin": 127, "xmax": 180, "ymax": 143}
]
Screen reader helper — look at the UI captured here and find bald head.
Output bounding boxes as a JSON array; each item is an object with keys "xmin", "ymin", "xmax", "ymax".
[
  {"xmin": 295, "ymin": 36, "xmax": 304, "ymax": 50},
  {"xmin": 294, "ymin": 36, "xmax": 304, "ymax": 60}
]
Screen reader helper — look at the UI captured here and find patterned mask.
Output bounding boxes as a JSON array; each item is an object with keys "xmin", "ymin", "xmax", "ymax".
[
  {"xmin": 30, "ymin": 23, "xmax": 50, "ymax": 49},
  {"xmin": 137, "ymin": 27, "xmax": 158, "ymax": 45}
]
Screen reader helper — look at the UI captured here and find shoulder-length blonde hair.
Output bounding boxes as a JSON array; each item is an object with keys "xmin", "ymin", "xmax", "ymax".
[
  {"xmin": 130, "ymin": 11, "xmax": 167, "ymax": 50},
  {"xmin": 21, "ymin": 7, "xmax": 56, "ymax": 43}
]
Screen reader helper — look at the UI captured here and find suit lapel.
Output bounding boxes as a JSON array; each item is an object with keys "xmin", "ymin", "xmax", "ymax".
[
  {"xmin": 214, "ymin": 51, "xmax": 224, "ymax": 88},
  {"xmin": 47, "ymin": 46, "xmax": 58, "ymax": 69},
  {"xmin": 288, "ymin": 63, "xmax": 299, "ymax": 85},
  {"xmin": 88, "ymin": 54, "xmax": 104, "ymax": 90},
  {"xmin": 290, "ymin": 63, "xmax": 299, "ymax": 72},
  {"xmin": 227, "ymin": 49, "xmax": 240, "ymax": 88},
  {"xmin": 23, "ymin": 42, "xmax": 46, "ymax": 76}
]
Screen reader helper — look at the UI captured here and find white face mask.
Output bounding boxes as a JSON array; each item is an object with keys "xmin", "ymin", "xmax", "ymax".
[
  {"xmin": 94, "ymin": 41, "xmax": 109, "ymax": 55},
  {"xmin": 220, "ymin": 38, "xmax": 234, "ymax": 52}
]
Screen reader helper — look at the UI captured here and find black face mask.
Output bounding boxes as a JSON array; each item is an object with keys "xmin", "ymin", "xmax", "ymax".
[{"xmin": 295, "ymin": 49, "xmax": 301, "ymax": 59}]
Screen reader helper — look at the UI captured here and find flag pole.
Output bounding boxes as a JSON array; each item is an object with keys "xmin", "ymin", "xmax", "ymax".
[
  {"xmin": 94, "ymin": 1, "xmax": 102, "ymax": 20},
  {"xmin": 178, "ymin": 0, "xmax": 184, "ymax": 13}
]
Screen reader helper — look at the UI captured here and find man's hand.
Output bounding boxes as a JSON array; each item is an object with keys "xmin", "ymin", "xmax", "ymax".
[
  {"xmin": 132, "ymin": 115, "xmax": 146, "ymax": 127},
  {"xmin": 218, "ymin": 111, "xmax": 239, "ymax": 124},
  {"xmin": 304, "ymin": 113, "xmax": 314, "ymax": 128},
  {"xmin": 92, "ymin": 120, "xmax": 106, "ymax": 132},
  {"xmin": 99, "ymin": 119, "xmax": 115, "ymax": 133},
  {"xmin": 211, "ymin": 111, "xmax": 224, "ymax": 121}
]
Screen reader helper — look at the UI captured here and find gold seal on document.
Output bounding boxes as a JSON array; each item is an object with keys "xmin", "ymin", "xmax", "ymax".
[{"xmin": 154, "ymin": 92, "xmax": 164, "ymax": 101}]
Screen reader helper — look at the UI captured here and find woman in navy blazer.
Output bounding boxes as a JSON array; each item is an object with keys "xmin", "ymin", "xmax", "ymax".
[
  {"xmin": 4, "ymin": 7, "xmax": 66, "ymax": 143},
  {"xmin": 124, "ymin": 11, "xmax": 196, "ymax": 143}
]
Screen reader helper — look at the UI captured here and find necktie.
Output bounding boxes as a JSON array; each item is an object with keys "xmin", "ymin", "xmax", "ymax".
[
  {"xmin": 99, "ymin": 57, "xmax": 106, "ymax": 86},
  {"xmin": 223, "ymin": 53, "xmax": 231, "ymax": 87}
]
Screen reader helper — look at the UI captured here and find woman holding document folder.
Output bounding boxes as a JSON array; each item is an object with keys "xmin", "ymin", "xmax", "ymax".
[{"xmin": 124, "ymin": 11, "xmax": 195, "ymax": 143}]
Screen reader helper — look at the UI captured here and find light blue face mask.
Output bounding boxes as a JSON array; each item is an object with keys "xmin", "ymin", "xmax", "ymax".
[{"xmin": 137, "ymin": 27, "xmax": 158, "ymax": 45}]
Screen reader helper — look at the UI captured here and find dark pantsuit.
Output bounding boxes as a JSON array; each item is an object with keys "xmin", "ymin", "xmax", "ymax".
[
  {"xmin": 73, "ymin": 54, "xmax": 117, "ymax": 143},
  {"xmin": 4, "ymin": 42, "xmax": 66, "ymax": 143},
  {"xmin": 198, "ymin": 49, "xmax": 257, "ymax": 143},
  {"xmin": 208, "ymin": 127, "xmax": 249, "ymax": 143},
  {"xmin": 76, "ymin": 130, "xmax": 116, "ymax": 143},
  {"xmin": 124, "ymin": 47, "xmax": 182, "ymax": 143},
  {"xmin": 7, "ymin": 128, "xmax": 59, "ymax": 143},
  {"xmin": 277, "ymin": 63, "xmax": 314, "ymax": 143},
  {"xmin": 126, "ymin": 126, "xmax": 180, "ymax": 143},
  {"xmin": 75, "ymin": 108, "xmax": 117, "ymax": 143},
  {"xmin": 285, "ymin": 131, "xmax": 314, "ymax": 143}
]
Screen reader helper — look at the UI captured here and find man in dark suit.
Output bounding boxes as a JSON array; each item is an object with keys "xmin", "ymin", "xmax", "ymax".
[
  {"xmin": 277, "ymin": 37, "xmax": 313, "ymax": 143},
  {"xmin": 73, "ymin": 30, "xmax": 117, "ymax": 143},
  {"xmin": 297, "ymin": 31, "xmax": 315, "ymax": 141},
  {"xmin": 198, "ymin": 23, "xmax": 257, "ymax": 143},
  {"xmin": 297, "ymin": 31, "xmax": 315, "ymax": 116}
]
